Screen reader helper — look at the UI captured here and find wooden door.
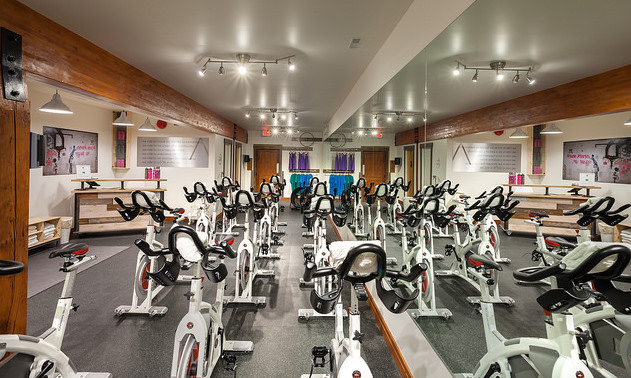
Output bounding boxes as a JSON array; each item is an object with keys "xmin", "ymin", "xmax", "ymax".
[
  {"xmin": 361, "ymin": 149, "xmax": 388, "ymax": 187},
  {"xmin": 405, "ymin": 147, "xmax": 415, "ymax": 196},
  {"xmin": 254, "ymin": 147, "xmax": 281, "ymax": 190}
]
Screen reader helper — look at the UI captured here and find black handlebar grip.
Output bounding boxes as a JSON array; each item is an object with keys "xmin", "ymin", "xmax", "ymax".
[{"xmin": 513, "ymin": 263, "xmax": 566, "ymax": 282}]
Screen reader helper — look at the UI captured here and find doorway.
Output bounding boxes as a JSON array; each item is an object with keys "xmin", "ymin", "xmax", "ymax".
[
  {"xmin": 234, "ymin": 142, "xmax": 242, "ymax": 185},
  {"xmin": 419, "ymin": 143, "xmax": 433, "ymax": 187},
  {"xmin": 254, "ymin": 145, "xmax": 282, "ymax": 190},
  {"xmin": 361, "ymin": 147, "xmax": 389, "ymax": 186},
  {"xmin": 404, "ymin": 146, "xmax": 415, "ymax": 196}
]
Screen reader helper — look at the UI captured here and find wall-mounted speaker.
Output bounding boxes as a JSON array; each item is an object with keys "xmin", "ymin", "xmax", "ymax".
[
  {"xmin": 394, "ymin": 157, "xmax": 402, "ymax": 165},
  {"xmin": 243, "ymin": 155, "xmax": 250, "ymax": 163}
]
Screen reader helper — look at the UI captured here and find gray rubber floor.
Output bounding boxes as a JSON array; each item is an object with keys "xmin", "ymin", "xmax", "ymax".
[{"xmin": 20, "ymin": 202, "xmax": 402, "ymax": 378}]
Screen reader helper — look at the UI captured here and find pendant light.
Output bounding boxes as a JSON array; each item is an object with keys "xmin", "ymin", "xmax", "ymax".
[
  {"xmin": 540, "ymin": 123, "xmax": 563, "ymax": 134},
  {"xmin": 39, "ymin": 90, "xmax": 73, "ymax": 114},
  {"xmin": 138, "ymin": 117, "xmax": 157, "ymax": 132},
  {"xmin": 113, "ymin": 111, "xmax": 134, "ymax": 126},
  {"xmin": 509, "ymin": 128, "xmax": 528, "ymax": 138}
]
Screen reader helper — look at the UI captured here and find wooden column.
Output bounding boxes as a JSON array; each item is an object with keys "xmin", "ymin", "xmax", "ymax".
[{"xmin": 0, "ymin": 95, "xmax": 29, "ymax": 335}]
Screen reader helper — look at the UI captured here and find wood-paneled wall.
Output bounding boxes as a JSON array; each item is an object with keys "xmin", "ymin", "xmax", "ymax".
[
  {"xmin": 0, "ymin": 0, "xmax": 247, "ymax": 143},
  {"xmin": 396, "ymin": 64, "xmax": 631, "ymax": 145},
  {"xmin": 0, "ymin": 97, "xmax": 30, "ymax": 335}
]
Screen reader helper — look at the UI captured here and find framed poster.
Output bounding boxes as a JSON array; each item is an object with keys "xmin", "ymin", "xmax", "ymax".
[
  {"xmin": 42, "ymin": 126, "xmax": 98, "ymax": 176},
  {"xmin": 563, "ymin": 137, "xmax": 631, "ymax": 184}
]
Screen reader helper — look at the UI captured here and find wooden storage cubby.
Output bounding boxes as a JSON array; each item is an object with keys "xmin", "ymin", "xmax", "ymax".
[{"xmin": 28, "ymin": 216, "xmax": 61, "ymax": 249}]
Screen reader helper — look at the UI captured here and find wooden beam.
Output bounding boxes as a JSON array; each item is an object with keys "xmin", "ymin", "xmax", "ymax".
[
  {"xmin": 396, "ymin": 64, "xmax": 631, "ymax": 145},
  {"xmin": 0, "ymin": 96, "xmax": 29, "ymax": 335},
  {"xmin": 0, "ymin": 0, "xmax": 247, "ymax": 143}
]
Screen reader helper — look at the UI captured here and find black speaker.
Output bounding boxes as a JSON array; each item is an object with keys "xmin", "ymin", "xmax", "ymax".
[
  {"xmin": 394, "ymin": 157, "xmax": 402, "ymax": 165},
  {"xmin": 243, "ymin": 155, "xmax": 250, "ymax": 163}
]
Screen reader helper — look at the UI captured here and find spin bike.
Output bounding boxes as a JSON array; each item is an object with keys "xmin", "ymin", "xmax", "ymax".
[
  {"xmin": 183, "ymin": 182, "xmax": 220, "ymax": 244},
  {"xmin": 268, "ymin": 175, "xmax": 287, "ymax": 234},
  {"xmin": 385, "ymin": 177, "xmax": 410, "ymax": 236},
  {"xmin": 252, "ymin": 182, "xmax": 283, "ymax": 259},
  {"xmin": 302, "ymin": 243, "xmax": 425, "ymax": 378},
  {"xmin": 365, "ymin": 183, "xmax": 397, "ymax": 265},
  {"xmin": 432, "ymin": 179, "xmax": 460, "ymax": 238},
  {"xmin": 114, "ymin": 190, "xmax": 186, "ymax": 317},
  {"xmin": 214, "ymin": 176, "xmax": 241, "ymax": 235},
  {"xmin": 457, "ymin": 243, "xmax": 631, "ymax": 378},
  {"xmin": 221, "ymin": 190, "xmax": 275, "ymax": 306},
  {"xmin": 393, "ymin": 197, "xmax": 453, "ymax": 319},
  {"xmin": 345, "ymin": 178, "xmax": 373, "ymax": 238},
  {"xmin": 136, "ymin": 225, "xmax": 253, "ymax": 378},
  {"xmin": 435, "ymin": 191, "xmax": 517, "ymax": 305},
  {"xmin": 0, "ymin": 245, "xmax": 111, "ymax": 378}
]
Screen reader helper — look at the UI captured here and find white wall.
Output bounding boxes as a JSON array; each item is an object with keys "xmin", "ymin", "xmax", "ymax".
[{"xmin": 29, "ymin": 87, "xmax": 217, "ymax": 219}]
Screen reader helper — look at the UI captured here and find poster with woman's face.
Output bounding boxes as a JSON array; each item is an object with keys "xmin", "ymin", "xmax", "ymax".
[{"xmin": 42, "ymin": 126, "xmax": 98, "ymax": 176}]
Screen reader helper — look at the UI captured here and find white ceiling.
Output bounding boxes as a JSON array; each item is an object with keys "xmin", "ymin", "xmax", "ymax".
[{"xmin": 19, "ymin": 0, "xmax": 631, "ymax": 138}]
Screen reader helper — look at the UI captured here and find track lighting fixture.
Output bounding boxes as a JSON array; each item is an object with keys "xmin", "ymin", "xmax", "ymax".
[
  {"xmin": 39, "ymin": 90, "xmax": 73, "ymax": 114},
  {"xmin": 245, "ymin": 108, "xmax": 299, "ymax": 122},
  {"xmin": 198, "ymin": 53, "xmax": 295, "ymax": 76},
  {"xmin": 509, "ymin": 127, "xmax": 528, "ymax": 138},
  {"xmin": 272, "ymin": 128, "xmax": 279, "ymax": 134},
  {"xmin": 358, "ymin": 130, "xmax": 364, "ymax": 136},
  {"xmin": 453, "ymin": 60, "xmax": 535, "ymax": 85},
  {"xmin": 540, "ymin": 123, "xmax": 563, "ymax": 134},
  {"xmin": 372, "ymin": 110, "xmax": 424, "ymax": 123},
  {"xmin": 472, "ymin": 70, "xmax": 479, "ymax": 83},
  {"xmin": 112, "ymin": 111, "xmax": 134, "ymax": 126}
]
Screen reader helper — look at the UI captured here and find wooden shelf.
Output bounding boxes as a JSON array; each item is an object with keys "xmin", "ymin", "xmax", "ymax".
[
  {"xmin": 28, "ymin": 216, "xmax": 61, "ymax": 249},
  {"xmin": 505, "ymin": 183, "xmax": 601, "ymax": 196},
  {"xmin": 71, "ymin": 178, "xmax": 166, "ymax": 190}
]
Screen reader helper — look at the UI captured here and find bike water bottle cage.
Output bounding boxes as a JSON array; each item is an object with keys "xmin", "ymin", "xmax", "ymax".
[
  {"xmin": 219, "ymin": 198, "xmax": 239, "ymax": 219},
  {"xmin": 183, "ymin": 185, "xmax": 199, "ymax": 203},
  {"xmin": 0, "ymin": 260, "xmax": 25, "ymax": 276}
]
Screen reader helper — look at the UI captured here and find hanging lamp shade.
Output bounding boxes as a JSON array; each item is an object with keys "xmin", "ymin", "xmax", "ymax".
[
  {"xmin": 113, "ymin": 111, "xmax": 134, "ymax": 126},
  {"xmin": 540, "ymin": 123, "xmax": 563, "ymax": 134},
  {"xmin": 509, "ymin": 128, "xmax": 528, "ymax": 138},
  {"xmin": 39, "ymin": 90, "xmax": 73, "ymax": 114},
  {"xmin": 138, "ymin": 117, "xmax": 157, "ymax": 132}
]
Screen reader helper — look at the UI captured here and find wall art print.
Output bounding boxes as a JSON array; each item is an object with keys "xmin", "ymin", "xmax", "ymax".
[
  {"xmin": 562, "ymin": 137, "xmax": 631, "ymax": 184},
  {"xmin": 42, "ymin": 126, "xmax": 98, "ymax": 176}
]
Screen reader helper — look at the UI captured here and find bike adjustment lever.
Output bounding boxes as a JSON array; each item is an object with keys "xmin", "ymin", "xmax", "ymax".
[{"xmin": 353, "ymin": 330, "xmax": 366, "ymax": 344}]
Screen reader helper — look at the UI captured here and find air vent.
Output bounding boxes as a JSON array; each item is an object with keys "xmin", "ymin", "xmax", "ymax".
[{"xmin": 349, "ymin": 38, "xmax": 361, "ymax": 48}]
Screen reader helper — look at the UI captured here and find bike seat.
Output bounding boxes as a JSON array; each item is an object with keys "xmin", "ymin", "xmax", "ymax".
[
  {"xmin": 49, "ymin": 243, "xmax": 89, "ymax": 258},
  {"xmin": 467, "ymin": 253, "xmax": 502, "ymax": 271},
  {"xmin": 529, "ymin": 211, "xmax": 549, "ymax": 218},
  {"xmin": 545, "ymin": 236, "xmax": 576, "ymax": 249},
  {"xmin": 0, "ymin": 260, "xmax": 25, "ymax": 276}
]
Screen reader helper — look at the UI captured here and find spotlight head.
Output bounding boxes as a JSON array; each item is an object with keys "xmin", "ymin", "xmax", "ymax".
[
  {"xmin": 294, "ymin": 112, "xmax": 298, "ymax": 120},
  {"xmin": 512, "ymin": 72, "xmax": 520, "ymax": 83},
  {"xmin": 245, "ymin": 113, "xmax": 250, "ymax": 118},
  {"xmin": 281, "ymin": 114, "xmax": 287, "ymax": 120},
  {"xmin": 272, "ymin": 128, "xmax": 279, "ymax": 134},
  {"xmin": 452, "ymin": 62, "xmax": 462, "ymax": 76},
  {"xmin": 272, "ymin": 112, "xmax": 276, "ymax": 119},
  {"xmin": 496, "ymin": 72, "xmax": 504, "ymax": 81},
  {"xmin": 288, "ymin": 58, "xmax": 295, "ymax": 71},
  {"xmin": 198, "ymin": 67, "xmax": 206, "ymax": 77},
  {"xmin": 218, "ymin": 63, "xmax": 225, "ymax": 75},
  {"xmin": 526, "ymin": 72, "xmax": 535, "ymax": 85},
  {"xmin": 387, "ymin": 116, "xmax": 392, "ymax": 122},
  {"xmin": 407, "ymin": 117, "xmax": 413, "ymax": 123},
  {"xmin": 238, "ymin": 65, "xmax": 247, "ymax": 75},
  {"xmin": 287, "ymin": 128, "xmax": 293, "ymax": 135},
  {"xmin": 472, "ymin": 70, "xmax": 479, "ymax": 82},
  {"xmin": 371, "ymin": 130, "xmax": 378, "ymax": 136},
  {"xmin": 358, "ymin": 130, "xmax": 364, "ymax": 136},
  {"xmin": 374, "ymin": 114, "xmax": 378, "ymax": 120},
  {"xmin": 260, "ymin": 114, "xmax": 266, "ymax": 119},
  {"xmin": 261, "ymin": 64, "xmax": 268, "ymax": 77}
]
